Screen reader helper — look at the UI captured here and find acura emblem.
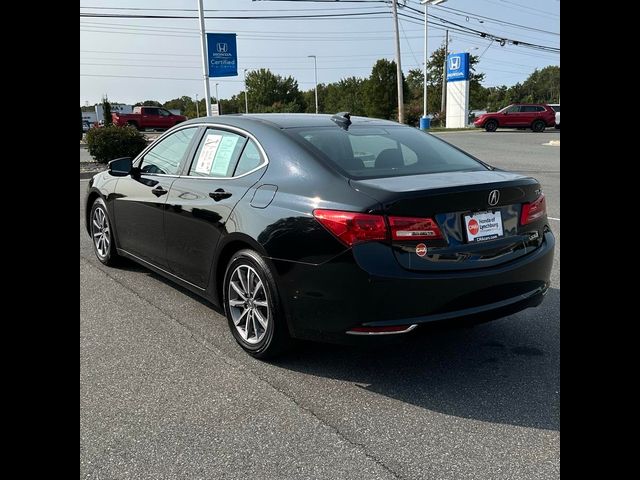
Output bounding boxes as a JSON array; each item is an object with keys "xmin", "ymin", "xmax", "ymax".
[{"xmin": 488, "ymin": 190, "xmax": 500, "ymax": 206}]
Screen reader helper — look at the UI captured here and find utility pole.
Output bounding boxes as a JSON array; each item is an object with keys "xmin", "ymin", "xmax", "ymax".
[
  {"xmin": 441, "ymin": 29, "xmax": 449, "ymax": 126},
  {"xmin": 197, "ymin": 0, "xmax": 212, "ymax": 116},
  {"xmin": 195, "ymin": 93, "xmax": 199, "ymax": 117},
  {"xmin": 243, "ymin": 69, "xmax": 249, "ymax": 114},
  {"xmin": 422, "ymin": 1, "xmax": 428, "ymax": 126},
  {"xmin": 308, "ymin": 55, "xmax": 318, "ymax": 114},
  {"xmin": 391, "ymin": 0, "xmax": 404, "ymax": 124}
]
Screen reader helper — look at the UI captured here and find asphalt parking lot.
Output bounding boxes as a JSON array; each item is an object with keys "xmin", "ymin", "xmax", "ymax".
[{"xmin": 80, "ymin": 130, "xmax": 559, "ymax": 479}]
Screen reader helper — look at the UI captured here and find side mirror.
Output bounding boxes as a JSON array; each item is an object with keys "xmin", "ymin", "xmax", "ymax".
[{"xmin": 108, "ymin": 157, "xmax": 133, "ymax": 177}]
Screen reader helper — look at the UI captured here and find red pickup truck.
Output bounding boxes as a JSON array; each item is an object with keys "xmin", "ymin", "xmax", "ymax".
[{"xmin": 112, "ymin": 106, "xmax": 187, "ymax": 130}]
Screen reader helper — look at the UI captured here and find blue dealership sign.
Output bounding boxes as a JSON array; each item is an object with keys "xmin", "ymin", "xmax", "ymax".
[
  {"xmin": 446, "ymin": 53, "xmax": 470, "ymax": 82},
  {"xmin": 207, "ymin": 33, "xmax": 238, "ymax": 77}
]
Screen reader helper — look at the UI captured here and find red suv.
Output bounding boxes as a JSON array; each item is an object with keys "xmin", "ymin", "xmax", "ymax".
[{"xmin": 473, "ymin": 104, "xmax": 556, "ymax": 132}]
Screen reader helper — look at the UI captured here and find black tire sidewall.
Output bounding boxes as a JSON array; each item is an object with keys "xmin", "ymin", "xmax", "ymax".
[
  {"xmin": 90, "ymin": 198, "xmax": 117, "ymax": 265},
  {"xmin": 222, "ymin": 249, "xmax": 287, "ymax": 358},
  {"xmin": 485, "ymin": 120, "xmax": 497, "ymax": 132},
  {"xmin": 532, "ymin": 120, "xmax": 545, "ymax": 132}
]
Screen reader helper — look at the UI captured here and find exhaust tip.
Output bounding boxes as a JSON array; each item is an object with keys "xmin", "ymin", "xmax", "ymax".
[{"xmin": 346, "ymin": 324, "xmax": 418, "ymax": 336}]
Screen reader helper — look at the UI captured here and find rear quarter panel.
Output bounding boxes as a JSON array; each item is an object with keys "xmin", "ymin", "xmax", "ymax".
[{"xmin": 222, "ymin": 124, "xmax": 377, "ymax": 265}]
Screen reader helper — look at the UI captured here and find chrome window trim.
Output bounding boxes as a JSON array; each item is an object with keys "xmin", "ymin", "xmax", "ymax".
[
  {"xmin": 133, "ymin": 124, "xmax": 201, "ymax": 174},
  {"xmin": 133, "ymin": 122, "xmax": 270, "ymax": 180},
  {"xmin": 182, "ymin": 123, "xmax": 270, "ymax": 180}
]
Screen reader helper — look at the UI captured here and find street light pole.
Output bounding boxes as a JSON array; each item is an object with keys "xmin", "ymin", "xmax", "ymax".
[
  {"xmin": 308, "ymin": 55, "xmax": 318, "ymax": 114},
  {"xmin": 243, "ymin": 69, "xmax": 249, "ymax": 114},
  {"xmin": 215, "ymin": 83, "xmax": 220, "ymax": 115},
  {"xmin": 197, "ymin": 0, "xmax": 212, "ymax": 116},
  {"xmin": 420, "ymin": 0, "xmax": 448, "ymax": 130}
]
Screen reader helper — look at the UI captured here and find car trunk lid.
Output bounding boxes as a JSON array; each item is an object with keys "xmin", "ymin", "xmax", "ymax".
[{"xmin": 350, "ymin": 170, "xmax": 546, "ymax": 271}]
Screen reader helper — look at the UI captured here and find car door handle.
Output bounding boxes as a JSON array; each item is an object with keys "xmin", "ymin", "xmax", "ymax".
[
  {"xmin": 209, "ymin": 189, "xmax": 232, "ymax": 201},
  {"xmin": 151, "ymin": 186, "xmax": 168, "ymax": 197}
]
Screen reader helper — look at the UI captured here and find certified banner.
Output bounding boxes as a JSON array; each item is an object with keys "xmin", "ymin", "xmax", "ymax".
[{"xmin": 207, "ymin": 33, "xmax": 238, "ymax": 77}]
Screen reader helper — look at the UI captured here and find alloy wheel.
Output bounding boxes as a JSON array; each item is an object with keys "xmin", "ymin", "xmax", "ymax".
[
  {"xmin": 227, "ymin": 265, "xmax": 270, "ymax": 344},
  {"xmin": 91, "ymin": 206, "xmax": 111, "ymax": 258}
]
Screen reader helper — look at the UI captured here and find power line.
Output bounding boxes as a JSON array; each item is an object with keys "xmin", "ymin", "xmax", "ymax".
[
  {"xmin": 479, "ymin": 0, "xmax": 559, "ymax": 19},
  {"xmin": 434, "ymin": 4, "xmax": 559, "ymax": 36},
  {"xmin": 80, "ymin": 73, "xmax": 315, "ymax": 85},
  {"xmin": 80, "ymin": 49, "xmax": 396, "ymax": 59},
  {"xmin": 79, "ymin": 4, "xmax": 389, "ymax": 13},
  {"xmin": 497, "ymin": 0, "xmax": 560, "ymax": 18},
  {"xmin": 81, "ymin": 62, "xmax": 376, "ymax": 71},
  {"xmin": 79, "ymin": 11, "xmax": 392, "ymax": 20},
  {"xmin": 397, "ymin": 12, "xmax": 558, "ymax": 53}
]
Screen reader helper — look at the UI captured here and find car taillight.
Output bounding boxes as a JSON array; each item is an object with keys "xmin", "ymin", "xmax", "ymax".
[
  {"xmin": 313, "ymin": 210, "xmax": 444, "ymax": 247},
  {"xmin": 521, "ymin": 194, "xmax": 546, "ymax": 225},
  {"xmin": 388, "ymin": 216, "xmax": 443, "ymax": 241},
  {"xmin": 313, "ymin": 209, "xmax": 387, "ymax": 246}
]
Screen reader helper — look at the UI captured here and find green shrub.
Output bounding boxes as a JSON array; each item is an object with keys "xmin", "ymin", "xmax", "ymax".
[{"xmin": 86, "ymin": 125, "xmax": 148, "ymax": 164}]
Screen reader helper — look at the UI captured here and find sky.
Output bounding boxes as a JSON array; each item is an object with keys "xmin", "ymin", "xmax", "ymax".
[{"xmin": 80, "ymin": 0, "xmax": 560, "ymax": 106}]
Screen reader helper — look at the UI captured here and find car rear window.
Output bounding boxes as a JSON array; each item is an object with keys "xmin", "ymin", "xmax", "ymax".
[{"xmin": 291, "ymin": 126, "xmax": 488, "ymax": 179}]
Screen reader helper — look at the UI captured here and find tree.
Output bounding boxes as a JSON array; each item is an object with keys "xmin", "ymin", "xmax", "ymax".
[
  {"xmin": 220, "ymin": 95, "xmax": 242, "ymax": 115},
  {"xmin": 245, "ymin": 69, "xmax": 306, "ymax": 113},
  {"xmin": 520, "ymin": 66, "xmax": 560, "ymax": 103},
  {"xmin": 364, "ymin": 59, "xmax": 407, "ymax": 121},
  {"xmin": 484, "ymin": 66, "xmax": 560, "ymax": 112},
  {"xmin": 404, "ymin": 68, "xmax": 439, "ymax": 126},
  {"xmin": 485, "ymin": 85, "xmax": 509, "ymax": 112},
  {"xmin": 322, "ymin": 77, "xmax": 367, "ymax": 115},
  {"xmin": 302, "ymin": 84, "xmax": 328, "ymax": 113},
  {"xmin": 102, "ymin": 96, "xmax": 112, "ymax": 126},
  {"xmin": 135, "ymin": 100, "xmax": 162, "ymax": 107}
]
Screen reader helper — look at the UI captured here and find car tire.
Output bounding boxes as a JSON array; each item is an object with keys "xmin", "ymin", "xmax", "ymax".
[
  {"xmin": 127, "ymin": 121, "xmax": 139, "ymax": 130},
  {"xmin": 532, "ymin": 120, "xmax": 546, "ymax": 132},
  {"xmin": 484, "ymin": 120, "xmax": 498, "ymax": 132},
  {"xmin": 555, "ymin": 124, "xmax": 560, "ymax": 129},
  {"xmin": 89, "ymin": 197, "xmax": 120, "ymax": 266},
  {"xmin": 223, "ymin": 249, "xmax": 291, "ymax": 359}
]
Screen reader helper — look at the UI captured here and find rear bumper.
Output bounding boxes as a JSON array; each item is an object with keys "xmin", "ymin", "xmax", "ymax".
[{"xmin": 271, "ymin": 231, "xmax": 555, "ymax": 342}]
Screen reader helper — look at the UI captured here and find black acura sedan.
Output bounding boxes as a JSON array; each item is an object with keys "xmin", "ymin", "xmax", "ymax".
[{"xmin": 85, "ymin": 113, "xmax": 554, "ymax": 358}]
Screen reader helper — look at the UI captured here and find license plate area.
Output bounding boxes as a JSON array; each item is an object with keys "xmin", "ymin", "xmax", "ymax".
[{"xmin": 463, "ymin": 210, "xmax": 504, "ymax": 243}]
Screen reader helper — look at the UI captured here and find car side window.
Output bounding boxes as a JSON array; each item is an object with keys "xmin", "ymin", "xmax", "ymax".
[
  {"xmin": 505, "ymin": 105, "xmax": 520, "ymax": 113},
  {"xmin": 189, "ymin": 129, "xmax": 247, "ymax": 178},
  {"xmin": 139, "ymin": 127, "xmax": 197, "ymax": 175},
  {"xmin": 159, "ymin": 109, "xmax": 171, "ymax": 116},
  {"xmin": 536, "ymin": 106, "xmax": 546, "ymax": 112},
  {"xmin": 234, "ymin": 140, "xmax": 265, "ymax": 176},
  {"xmin": 144, "ymin": 107, "xmax": 159, "ymax": 116}
]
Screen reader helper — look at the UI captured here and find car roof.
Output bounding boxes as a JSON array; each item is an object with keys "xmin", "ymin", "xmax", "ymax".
[{"xmin": 179, "ymin": 113, "xmax": 401, "ymax": 129}]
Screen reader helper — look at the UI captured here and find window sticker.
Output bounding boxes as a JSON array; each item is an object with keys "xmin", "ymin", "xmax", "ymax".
[
  {"xmin": 194, "ymin": 134, "xmax": 223, "ymax": 174},
  {"xmin": 210, "ymin": 135, "xmax": 240, "ymax": 176}
]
